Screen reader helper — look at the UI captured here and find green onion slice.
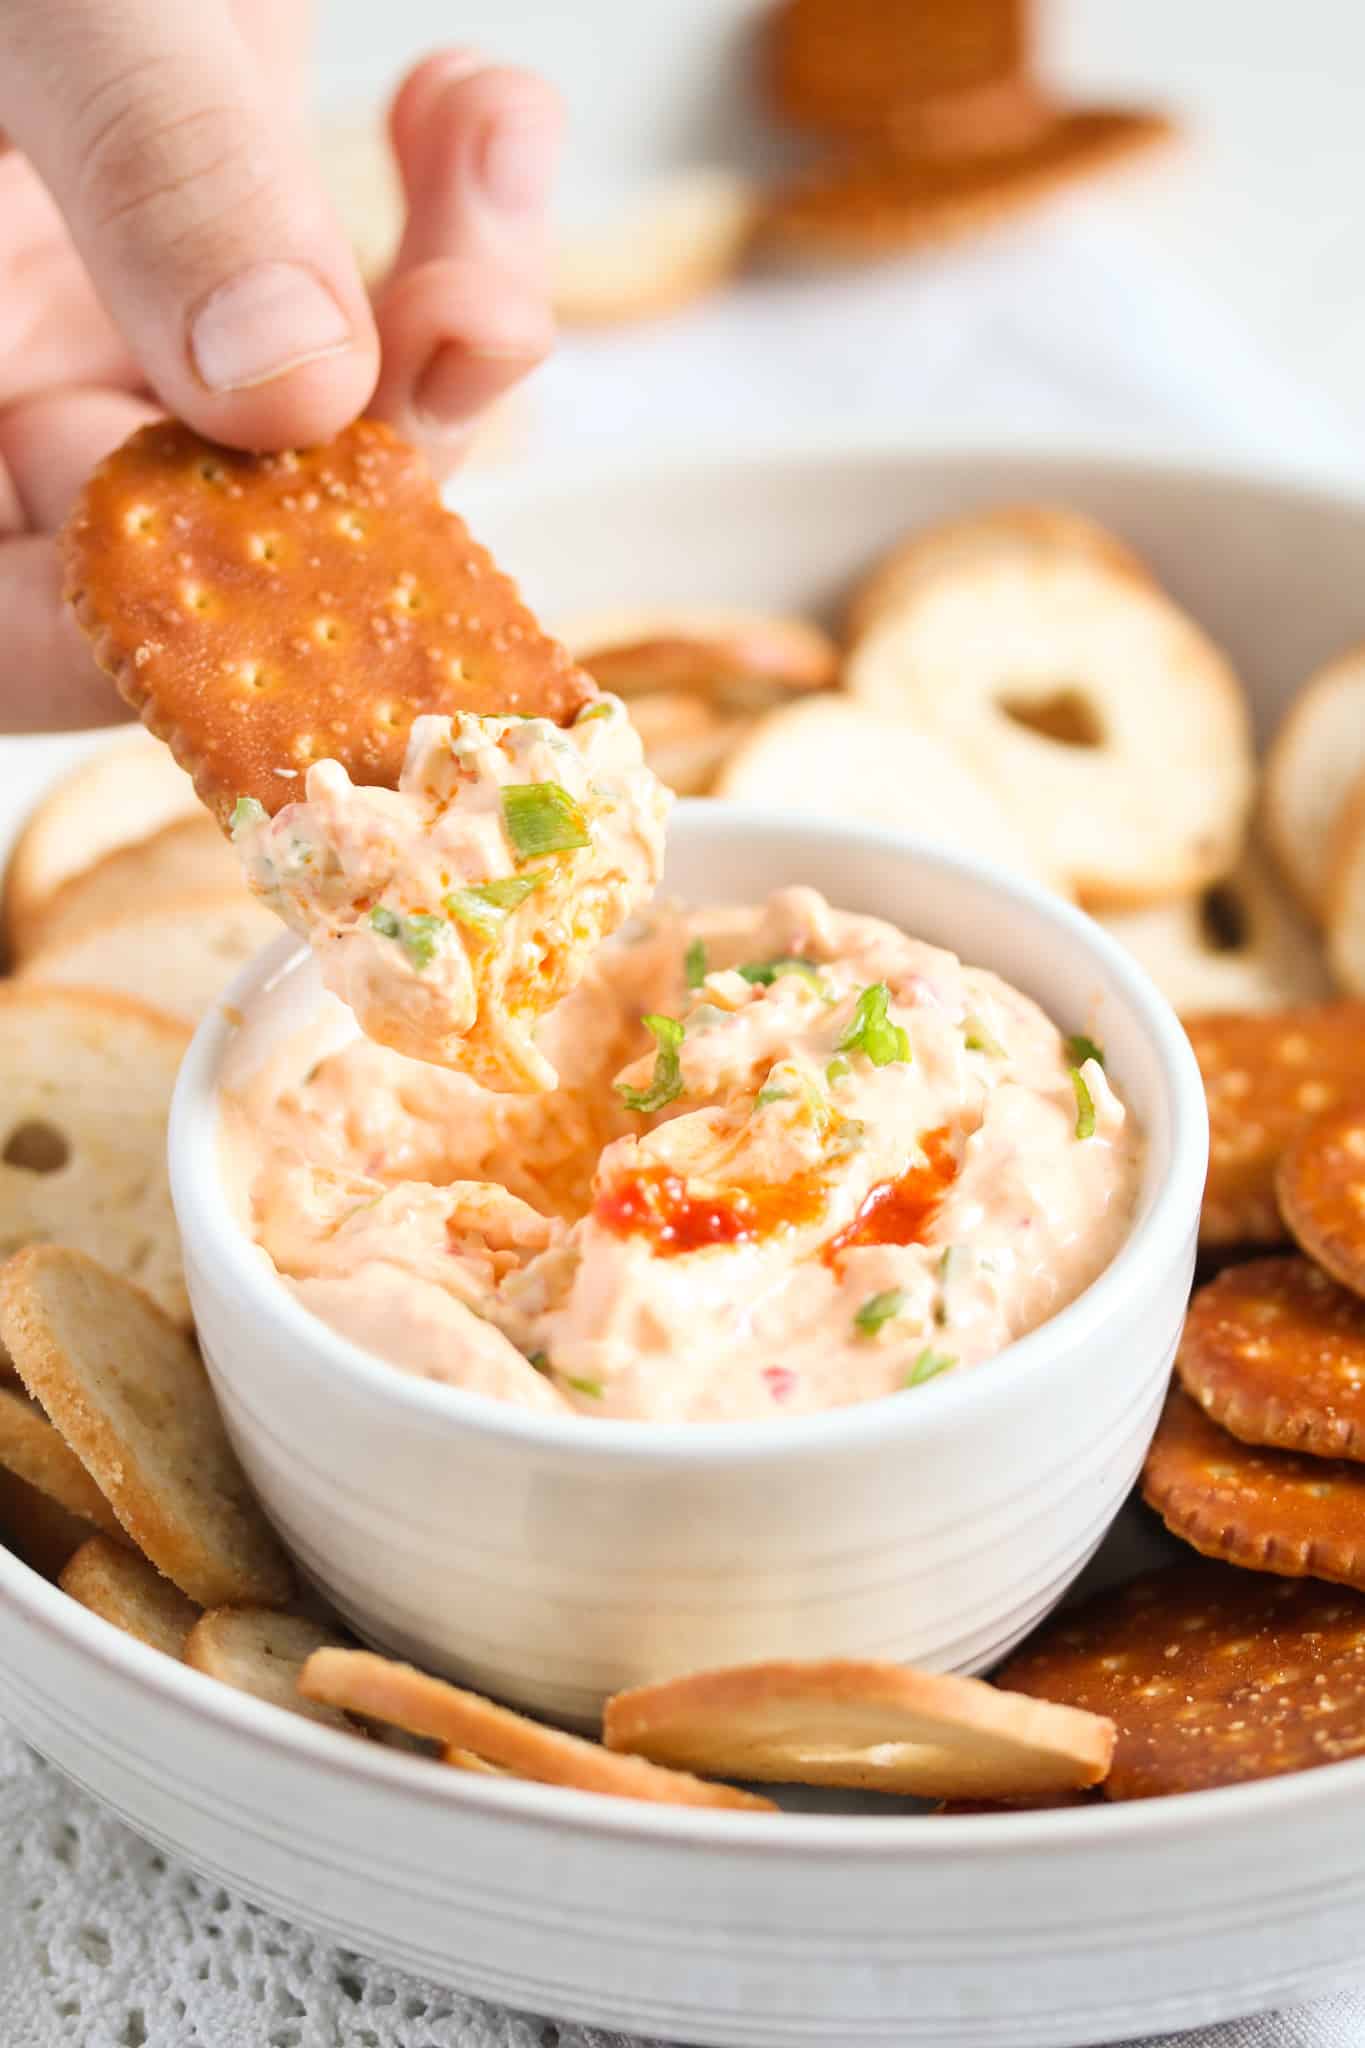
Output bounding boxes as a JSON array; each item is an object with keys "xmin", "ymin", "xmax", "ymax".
[
  {"xmin": 230, "ymin": 794, "xmax": 267, "ymax": 839},
  {"xmin": 737, "ymin": 956, "xmax": 825, "ymax": 992},
  {"xmin": 836, "ymin": 982, "xmax": 911, "ymax": 1067},
  {"xmin": 368, "ymin": 906, "xmax": 401, "ymax": 940},
  {"xmin": 564, "ymin": 1374, "xmax": 605, "ymax": 1399},
  {"xmin": 1070, "ymin": 1066, "xmax": 1096, "ymax": 1141},
  {"xmin": 445, "ymin": 873, "xmax": 544, "ymax": 934},
  {"xmin": 906, "ymin": 1347, "xmax": 956, "ymax": 1388},
  {"xmin": 825, "ymin": 1055, "xmax": 852, "ymax": 1085},
  {"xmin": 685, "ymin": 938, "xmax": 708, "ymax": 990},
  {"xmin": 964, "ymin": 1015, "xmax": 1007, "ymax": 1058},
  {"xmin": 1064, "ymin": 1033, "xmax": 1105, "ymax": 1070},
  {"xmin": 502, "ymin": 782, "xmax": 590, "ymax": 861},
  {"xmin": 616, "ymin": 1013, "xmax": 685, "ymax": 1114},
  {"xmin": 854, "ymin": 1288, "xmax": 907, "ymax": 1339}
]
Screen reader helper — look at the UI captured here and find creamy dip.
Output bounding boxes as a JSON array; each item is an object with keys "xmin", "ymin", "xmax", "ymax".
[
  {"xmin": 231, "ymin": 696, "xmax": 668, "ymax": 1091},
  {"xmin": 229, "ymin": 884, "xmax": 1142, "ymax": 1423}
]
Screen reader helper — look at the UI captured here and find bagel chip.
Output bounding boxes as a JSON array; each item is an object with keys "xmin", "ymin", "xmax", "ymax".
[
  {"xmin": 24, "ymin": 814, "xmax": 238, "ymax": 960},
  {"xmin": 60, "ymin": 1536, "xmax": 199, "ymax": 1656},
  {"xmin": 1265, "ymin": 646, "xmax": 1365, "ymax": 919},
  {"xmin": 19, "ymin": 888, "xmax": 280, "ymax": 1024},
  {"xmin": 185, "ymin": 1608, "xmax": 356, "ymax": 1729},
  {"xmin": 0, "ymin": 1384, "xmax": 125, "ymax": 1538}
]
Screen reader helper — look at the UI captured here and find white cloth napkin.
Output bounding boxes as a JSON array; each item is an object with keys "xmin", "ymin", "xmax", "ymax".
[{"xmin": 5, "ymin": 201, "xmax": 1365, "ymax": 2048}]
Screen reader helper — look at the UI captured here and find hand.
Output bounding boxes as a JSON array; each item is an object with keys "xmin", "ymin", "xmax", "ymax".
[{"xmin": 0, "ymin": 0, "xmax": 563, "ymax": 730}]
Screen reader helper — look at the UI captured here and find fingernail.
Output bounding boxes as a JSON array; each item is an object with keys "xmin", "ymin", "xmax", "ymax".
[
  {"xmin": 479, "ymin": 113, "xmax": 559, "ymax": 214},
  {"xmin": 190, "ymin": 262, "xmax": 353, "ymax": 392}
]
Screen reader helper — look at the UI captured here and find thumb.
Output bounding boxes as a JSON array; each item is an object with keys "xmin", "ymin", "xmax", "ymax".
[{"xmin": 0, "ymin": 0, "xmax": 378, "ymax": 449}]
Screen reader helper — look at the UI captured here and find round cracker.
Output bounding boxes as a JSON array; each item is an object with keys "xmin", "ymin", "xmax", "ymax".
[
  {"xmin": 554, "ymin": 170, "xmax": 758, "ymax": 327},
  {"xmin": 1277, "ymin": 1103, "xmax": 1365, "ymax": 1300},
  {"xmin": 298, "ymin": 1648, "xmax": 775, "ymax": 1810},
  {"xmin": 0, "ymin": 1468, "xmax": 104, "ymax": 1582},
  {"xmin": 184, "ymin": 1608, "xmax": 355, "ymax": 1729},
  {"xmin": 999, "ymin": 1559, "xmax": 1365, "ymax": 1799},
  {"xmin": 23, "ymin": 814, "xmax": 238, "ymax": 961},
  {"xmin": 714, "ymin": 694, "xmax": 1061, "ymax": 891},
  {"xmin": 0, "ymin": 1246, "xmax": 292, "ymax": 1609},
  {"xmin": 1265, "ymin": 646, "xmax": 1365, "ymax": 920},
  {"xmin": 3, "ymin": 734, "xmax": 199, "ymax": 957},
  {"xmin": 0, "ymin": 1383, "xmax": 126, "ymax": 1538},
  {"xmin": 0, "ymin": 984, "xmax": 189, "ymax": 1324},
  {"xmin": 844, "ymin": 504, "xmax": 1254, "ymax": 906},
  {"xmin": 561, "ymin": 606, "xmax": 838, "ymax": 710},
  {"xmin": 602, "ymin": 1658, "xmax": 1114, "ymax": 1800},
  {"xmin": 625, "ymin": 691, "xmax": 753, "ymax": 796},
  {"xmin": 1326, "ymin": 773, "xmax": 1365, "ymax": 996},
  {"xmin": 61, "ymin": 418, "xmax": 595, "ymax": 824},
  {"xmin": 19, "ymin": 887, "xmax": 280, "ymax": 1024},
  {"xmin": 59, "ymin": 1535, "xmax": 200, "ymax": 1656},
  {"xmin": 1142, "ymin": 1381, "xmax": 1365, "ymax": 1592},
  {"xmin": 1098, "ymin": 839, "xmax": 1335, "ymax": 1017},
  {"xmin": 1177, "ymin": 1256, "xmax": 1365, "ymax": 1461},
  {"xmin": 1184, "ymin": 1001, "xmax": 1365, "ymax": 1248}
]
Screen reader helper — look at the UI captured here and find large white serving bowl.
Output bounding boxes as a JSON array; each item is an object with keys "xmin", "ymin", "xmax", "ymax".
[
  {"xmin": 171, "ymin": 805, "xmax": 1203, "ymax": 1722},
  {"xmin": 4, "ymin": 440, "xmax": 1365, "ymax": 2048}
]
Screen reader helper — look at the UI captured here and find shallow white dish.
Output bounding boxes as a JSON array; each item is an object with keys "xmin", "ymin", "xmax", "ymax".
[
  {"xmin": 173, "ymin": 806, "xmax": 1201, "ymax": 1719},
  {"xmin": 4, "ymin": 440, "xmax": 1365, "ymax": 2046}
]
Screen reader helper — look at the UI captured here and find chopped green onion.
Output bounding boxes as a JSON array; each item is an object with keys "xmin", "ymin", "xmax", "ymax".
[
  {"xmin": 368, "ymin": 906, "xmax": 401, "ymax": 940},
  {"xmin": 964, "ymin": 1015, "xmax": 1006, "ymax": 1058},
  {"xmin": 825, "ymin": 1054, "xmax": 852, "ymax": 1085},
  {"xmin": 576, "ymin": 699, "xmax": 613, "ymax": 723},
  {"xmin": 1070, "ymin": 1066, "xmax": 1096, "ymax": 1141},
  {"xmin": 617, "ymin": 1013, "xmax": 685, "ymax": 1114},
  {"xmin": 906, "ymin": 1347, "xmax": 956, "ymax": 1388},
  {"xmin": 854, "ymin": 1288, "xmax": 907, "ymax": 1339},
  {"xmin": 738, "ymin": 956, "xmax": 825, "ymax": 993},
  {"xmin": 755, "ymin": 1084, "xmax": 792, "ymax": 1108},
  {"xmin": 564, "ymin": 1374, "xmax": 604, "ymax": 1399},
  {"xmin": 230, "ymin": 794, "xmax": 266, "ymax": 839},
  {"xmin": 502, "ymin": 781, "xmax": 590, "ymax": 861},
  {"xmin": 1065, "ymin": 1033, "xmax": 1105, "ymax": 1070},
  {"xmin": 685, "ymin": 938, "xmax": 708, "ymax": 990},
  {"xmin": 836, "ymin": 982, "xmax": 910, "ymax": 1067},
  {"xmin": 527, "ymin": 1351, "xmax": 550, "ymax": 1375},
  {"xmin": 445, "ymin": 873, "xmax": 544, "ymax": 934},
  {"xmin": 399, "ymin": 913, "xmax": 447, "ymax": 971}
]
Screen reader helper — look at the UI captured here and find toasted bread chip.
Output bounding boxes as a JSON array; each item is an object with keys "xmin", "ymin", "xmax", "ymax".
[
  {"xmin": 602, "ymin": 1658, "xmax": 1114, "ymax": 1800},
  {"xmin": 0, "ymin": 1384, "xmax": 125, "ymax": 1537},
  {"xmin": 1265, "ymin": 648, "xmax": 1365, "ymax": 920},
  {"xmin": 19, "ymin": 888, "xmax": 280, "ymax": 1024},
  {"xmin": 714, "ymin": 695, "xmax": 1060, "ymax": 890},
  {"xmin": 0, "ymin": 1467, "xmax": 101, "ymax": 1580},
  {"xmin": 3, "ymin": 734, "xmax": 200, "ymax": 957},
  {"xmin": 1000, "ymin": 1559, "xmax": 1365, "ymax": 1798},
  {"xmin": 935, "ymin": 1789, "xmax": 1098, "ymax": 1815},
  {"xmin": 298, "ymin": 1648, "xmax": 775, "ymax": 1809},
  {"xmin": 1327, "ymin": 775, "xmax": 1365, "ymax": 996},
  {"xmin": 1177, "ymin": 1257, "xmax": 1365, "ymax": 1462},
  {"xmin": 61, "ymin": 418, "xmax": 595, "ymax": 825},
  {"xmin": 1143, "ymin": 1382, "xmax": 1365, "ymax": 1591},
  {"xmin": 60, "ymin": 1535, "xmax": 200, "ymax": 1655},
  {"xmin": 0, "ymin": 1247, "xmax": 292, "ymax": 1608},
  {"xmin": 625, "ymin": 691, "xmax": 754, "ymax": 796},
  {"xmin": 441, "ymin": 1745, "xmax": 508, "ymax": 1775},
  {"xmin": 1099, "ymin": 840, "xmax": 1335, "ymax": 1017},
  {"xmin": 184, "ymin": 1608, "xmax": 355, "ymax": 1729},
  {"xmin": 555, "ymin": 171, "xmax": 758, "ymax": 326},
  {"xmin": 1277, "ymin": 1103, "xmax": 1365, "ymax": 1300},
  {"xmin": 24, "ymin": 814, "xmax": 238, "ymax": 961},
  {"xmin": 1187, "ymin": 1002, "xmax": 1365, "ymax": 1247},
  {"xmin": 0, "ymin": 984, "xmax": 189, "ymax": 1324},
  {"xmin": 768, "ymin": 0, "xmax": 1034, "ymax": 140},
  {"xmin": 843, "ymin": 503, "xmax": 1253, "ymax": 906},
  {"xmin": 562, "ymin": 607, "xmax": 837, "ymax": 709},
  {"xmin": 763, "ymin": 113, "xmax": 1173, "ymax": 265}
]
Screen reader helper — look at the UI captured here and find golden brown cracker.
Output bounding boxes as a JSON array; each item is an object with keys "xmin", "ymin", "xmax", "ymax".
[
  {"xmin": 184, "ymin": 1608, "xmax": 356, "ymax": 1729},
  {"xmin": 18, "ymin": 887, "xmax": 280, "ymax": 1025},
  {"xmin": 0, "ymin": 1467, "xmax": 101, "ymax": 1580},
  {"xmin": 1278, "ymin": 1102, "xmax": 1365, "ymax": 1299},
  {"xmin": 999, "ymin": 1559, "xmax": 1365, "ymax": 1799},
  {"xmin": 298, "ymin": 1648, "xmax": 775, "ymax": 1809},
  {"xmin": 768, "ymin": 0, "xmax": 1033, "ymax": 140},
  {"xmin": 0, "ymin": 1246, "xmax": 292, "ymax": 1609},
  {"xmin": 25, "ymin": 815, "xmax": 237, "ymax": 961},
  {"xmin": 61, "ymin": 419, "xmax": 596, "ymax": 825},
  {"xmin": 565, "ymin": 608, "xmax": 838, "ymax": 708},
  {"xmin": 602, "ymin": 1658, "xmax": 1113, "ymax": 1800},
  {"xmin": 0, "ymin": 1383, "xmax": 126, "ymax": 1538},
  {"xmin": 1186, "ymin": 1003, "xmax": 1365, "ymax": 1247},
  {"xmin": 59, "ymin": 1535, "xmax": 200, "ymax": 1656},
  {"xmin": 1177, "ymin": 1256, "xmax": 1365, "ymax": 1461},
  {"xmin": 1143, "ymin": 1382, "xmax": 1365, "ymax": 1592}
]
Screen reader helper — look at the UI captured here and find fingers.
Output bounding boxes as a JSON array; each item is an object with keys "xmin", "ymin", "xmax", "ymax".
[
  {"xmin": 0, "ymin": 536, "xmax": 128, "ymax": 732},
  {"xmin": 0, "ymin": 0, "xmax": 377, "ymax": 450},
  {"xmin": 370, "ymin": 56, "xmax": 561, "ymax": 470},
  {"xmin": 0, "ymin": 388, "xmax": 161, "ymax": 533}
]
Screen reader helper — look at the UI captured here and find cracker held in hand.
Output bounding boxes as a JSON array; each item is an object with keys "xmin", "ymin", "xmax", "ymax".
[
  {"xmin": 298, "ymin": 1649, "xmax": 775, "ymax": 1809},
  {"xmin": 0, "ymin": 1247, "xmax": 292, "ymax": 1609},
  {"xmin": 0, "ymin": 985, "xmax": 190, "ymax": 1324},
  {"xmin": 1185, "ymin": 1001, "xmax": 1365, "ymax": 1247},
  {"xmin": 1178, "ymin": 1257, "xmax": 1365, "ymax": 1462},
  {"xmin": 602, "ymin": 1658, "xmax": 1114, "ymax": 1800},
  {"xmin": 59, "ymin": 1536, "xmax": 200, "ymax": 1656},
  {"xmin": 999, "ymin": 1559, "xmax": 1365, "ymax": 1799},
  {"xmin": 1143, "ymin": 1382, "xmax": 1365, "ymax": 1593},
  {"xmin": 184, "ymin": 1609, "xmax": 355, "ymax": 1729},
  {"xmin": 61, "ymin": 418, "xmax": 596, "ymax": 825},
  {"xmin": 1277, "ymin": 1104, "xmax": 1365, "ymax": 1301}
]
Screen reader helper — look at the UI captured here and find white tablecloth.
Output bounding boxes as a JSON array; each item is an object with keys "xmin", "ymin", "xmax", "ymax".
[{"xmin": 6, "ymin": 198, "xmax": 1365, "ymax": 2048}]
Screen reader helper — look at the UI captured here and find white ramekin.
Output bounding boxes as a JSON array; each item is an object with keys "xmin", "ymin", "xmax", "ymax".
[{"xmin": 170, "ymin": 805, "xmax": 1206, "ymax": 1723}]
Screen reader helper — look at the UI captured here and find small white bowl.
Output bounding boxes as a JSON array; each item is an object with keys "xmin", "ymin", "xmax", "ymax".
[{"xmin": 171, "ymin": 804, "xmax": 1205, "ymax": 1722}]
